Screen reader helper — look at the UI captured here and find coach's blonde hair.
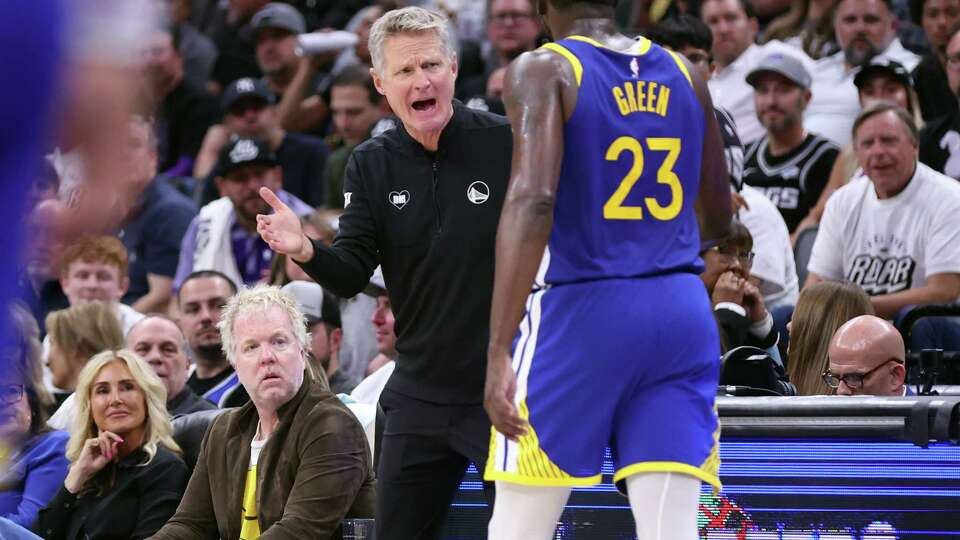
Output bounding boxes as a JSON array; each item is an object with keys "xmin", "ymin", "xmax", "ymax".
[{"xmin": 66, "ymin": 350, "xmax": 181, "ymax": 467}]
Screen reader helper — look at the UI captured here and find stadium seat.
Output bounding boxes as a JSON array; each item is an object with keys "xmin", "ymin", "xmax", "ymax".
[
  {"xmin": 171, "ymin": 408, "xmax": 230, "ymax": 471},
  {"xmin": 792, "ymin": 226, "xmax": 817, "ymax": 289}
]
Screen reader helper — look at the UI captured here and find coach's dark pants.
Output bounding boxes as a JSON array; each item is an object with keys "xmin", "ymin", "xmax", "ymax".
[{"xmin": 375, "ymin": 388, "xmax": 494, "ymax": 540}]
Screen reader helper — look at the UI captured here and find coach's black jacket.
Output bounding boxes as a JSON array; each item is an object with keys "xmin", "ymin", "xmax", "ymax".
[{"xmin": 298, "ymin": 101, "xmax": 512, "ymax": 404}]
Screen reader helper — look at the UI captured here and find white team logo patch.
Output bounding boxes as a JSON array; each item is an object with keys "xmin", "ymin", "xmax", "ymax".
[
  {"xmin": 229, "ymin": 139, "xmax": 259, "ymax": 162},
  {"xmin": 630, "ymin": 58, "xmax": 639, "ymax": 79},
  {"xmin": 467, "ymin": 181, "xmax": 490, "ymax": 204},
  {"xmin": 236, "ymin": 78, "xmax": 256, "ymax": 92},
  {"xmin": 344, "ymin": 192, "xmax": 352, "ymax": 207},
  {"xmin": 389, "ymin": 190, "xmax": 410, "ymax": 210}
]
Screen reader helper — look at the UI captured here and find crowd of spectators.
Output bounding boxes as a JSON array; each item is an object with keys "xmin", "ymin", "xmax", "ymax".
[{"xmin": 5, "ymin": 0, "xmax": 960, "ymax": 537}]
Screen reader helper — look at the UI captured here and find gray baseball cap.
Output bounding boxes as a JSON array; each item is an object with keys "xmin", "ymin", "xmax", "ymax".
[
  {"xmin": 253, "ymin": 2, "xmax": 306, "ymax": 35},
  {"xmin": 746, "ymin": 52, "xmax": 812, "ymax": 90},
  {"xmin": 281, "ymin": 281, "xmax": 342, "ymax": 328}
]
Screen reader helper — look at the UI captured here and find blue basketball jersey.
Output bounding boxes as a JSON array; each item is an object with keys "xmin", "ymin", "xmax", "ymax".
[{"xmin": 536, "ymin": 36, "xmax": 706, "ymax": 287}]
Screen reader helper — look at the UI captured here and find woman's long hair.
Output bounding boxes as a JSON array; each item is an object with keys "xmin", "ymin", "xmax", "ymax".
[
  {"xmin": 45, "ymin": 301, "xmax": 125, "ymax": 380},
  {"xmin": 8, "ymin": 302, "xmax": 53, "ymax": 436},
  {"xmin": 787, "ymin": 282, "xmax": 874, "ymax": 395},
  {"xmin": 66, "ymin": 350, "xmax": 182, "ymax": 472}
]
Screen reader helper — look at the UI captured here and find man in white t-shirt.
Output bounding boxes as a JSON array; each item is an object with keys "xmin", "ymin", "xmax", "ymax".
[
  {"xmin": 805, "ymin": 0, "xmax": 921, "ymax": 146},
  {"xmin": 806, "ymin": 104, "xmax": 960, "ymax": 318},
  {"xmin": 739, "ymin": 186, "xmax": 799, "ymax": 310}
]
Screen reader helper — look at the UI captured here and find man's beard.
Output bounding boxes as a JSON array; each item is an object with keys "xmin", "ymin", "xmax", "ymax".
[
  {"xmin": 194, "ymin": 342, "xmax": 226, "ymax": 363},
  {"xmin": 844, "ymin": 41, "xmax": 880, "ymax": 67},
  {"xmin": 761, "ymin": 110, "xmax": 801, "ymax": 134}
]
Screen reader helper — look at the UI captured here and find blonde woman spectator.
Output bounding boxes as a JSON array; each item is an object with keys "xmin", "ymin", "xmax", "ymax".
[{"xmin": 34, "ymin": 350, "xmax": 187, "ymax": 540}]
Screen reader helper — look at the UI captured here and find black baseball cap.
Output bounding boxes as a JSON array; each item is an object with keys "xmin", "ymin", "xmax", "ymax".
[
  {"xmin": 216, "ymin": 138, "xmax": 279, "ymax": 177},
  {"xmin": 221, "ymin": 77, "xmax": 275, "ymax": 114},
  {"xmin": 854, "ymin": 58, "xmax": 913, "ymax": 90}
]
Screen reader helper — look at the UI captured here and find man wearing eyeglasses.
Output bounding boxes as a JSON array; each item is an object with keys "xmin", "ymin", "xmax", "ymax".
[
  {"xmin": 459, "ymin": 0, "xmax": 541, "ymax": 99},
  {"xmin": 825, "ymin": 315, "xmax": 910, "ymax": 396},
  {"xmin": 700, "ymin": 222, "xmax": 780, "ymax": 353}
]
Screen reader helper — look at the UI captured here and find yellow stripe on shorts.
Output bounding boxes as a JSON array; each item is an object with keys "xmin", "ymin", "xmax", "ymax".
[{"xmin": 485, "ymin": 400, "xmax": 601, "ymax": 487}]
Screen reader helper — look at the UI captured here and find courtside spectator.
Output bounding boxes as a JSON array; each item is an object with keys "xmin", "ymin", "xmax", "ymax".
[
  {"xmin": 920, "ymin": 25, "xmax": 960, "ymax": 178},
  {"xmin": 805, "ymin": 58, "xmax": 922, "ymax": 235},
  {"xmin": 458, "ymin": 0, "xmax": 542, "ymax": 99},
  {"xmin": 35, "ymin": 350, "xmax": 188, "ymax": 539},
  {"xmin": 19, "ymin": 200, "xmax": 70, "ymax": 335},
  {"xmin": 163, "ymin": 0, "xmax": 218, "ymax": 89},
  {"xmin": 786, "ymin": 281, "xmax": 874, "ymax": 395},
  {"xmin": 252, "ymin": 3, "xmax": 328, "ymax": 133},
  {"xmin": 324, "ymin": 67, "xmax": 390, "ymax": 209},
  {"xmin": 366, "ymin": 269, "xmax": 398, "ymax": 376},
  {"xmin": 175, "ymin": 138, "xmax": 313, "ymax": 289},
  {"xmin": 149, "ymin": 285, "xmax": 374, "ymax": 539},
  {"xmin": 701, "ymin": 222, "xmax": 780, "ymax": 353},
  {"xmin": 140, "ymin": 24, "xmax": 219, "ymax": 176},
  {"xmin": 45, "ymin": 302, "xmax": 126, "ymax": 429},
  {"xmin": 0, "ymin": 305, "xmax": 69, "ymax": 529},
  {"xmin": 761, "ymin": 0, "xmax": 839, "ymax": 59},
  {"xmin": 807, "ymin": 104, "xmax": 960, "ymax": 318},
  {"xmin": 826, "ymin": 315, "xmax": 911, "ymax": 395},
  {"xmin": 207, "ymin": 0, "xmax": 267, "ymax": 92},
  {"xmin": 56, "ymin": 236, "xmax": 145, "ymax": 335},
  {"xmin": 283, "ymin": 281, "xmax": 360, "ymax": 394},
  {"xmin": 743, "ymin": 53, "xmax": 839, "ymax": 233},
  {"xmin": 127, "ymin": 316, "xmax": 215, "ymax": 416},
  {"xmin": 910, "ymin": 0, "xmax": 960, "ymax": 121},
  {"xmin": 805, "ymin": 0, "xmax": 921, "ymax": 146},
  {"xmin": 117, "ymin": 116, "xmax": 197, "ymax": 314},
  {"xmin": 177, "ymin": 271, "xmax": 249, "ymax": 408},
  {"xmin": 743, "ymin": 52, "xmax": 839, "ymax": 233},
  {"xmin": 195, "ymin": 77, "xmax": 330, "ymax": 208},
  {"xmin": 704, "ymin": 0, "xmax": 807, "ymax": 144}
]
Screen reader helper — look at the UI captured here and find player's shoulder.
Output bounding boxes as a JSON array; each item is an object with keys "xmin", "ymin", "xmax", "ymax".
[{"xmin": 511, "ymin": 46, "xmax": 576, "ymax": 83}]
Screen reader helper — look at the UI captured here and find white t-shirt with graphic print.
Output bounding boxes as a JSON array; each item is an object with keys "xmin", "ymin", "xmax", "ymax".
[{"xmin": 808, "ymin": 162, "xmax": 960, "ymax": 295}]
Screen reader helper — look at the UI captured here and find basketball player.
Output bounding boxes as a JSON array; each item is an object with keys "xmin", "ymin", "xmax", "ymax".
[{"xmin": 483, "ymin": 1, "xmax": 734, "ymax": 538}]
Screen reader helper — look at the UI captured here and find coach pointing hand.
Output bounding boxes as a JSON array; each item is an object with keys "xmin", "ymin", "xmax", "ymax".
[
  {"xmin": 256, "ymin": 186, "xmax": 314, "ymax": 262},
  {"xmin": 254, "ymin": 7, "xmax": 513, "ymax": 539}
]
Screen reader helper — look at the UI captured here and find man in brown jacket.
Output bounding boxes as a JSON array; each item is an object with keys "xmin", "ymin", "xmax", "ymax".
[{"xmin": 150, "ymin": 284, "xmax": 374, "ymax": 540}]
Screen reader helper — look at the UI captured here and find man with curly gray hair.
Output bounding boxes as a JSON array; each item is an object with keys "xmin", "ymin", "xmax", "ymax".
[{"xmin": 150, "ymin": 284, "xmax": 375, "ymax": 540}]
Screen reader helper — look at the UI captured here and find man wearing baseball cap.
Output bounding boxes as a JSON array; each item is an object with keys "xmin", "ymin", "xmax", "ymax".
[
  {"xmin": 253, "ymin": 2, "xmax": 330, "ymax": 135},
  {"xmin": 175, "ymin": 138, "xmax": 314, "ymax": 289},
  {"xmin": 742, "ymin": 52, "xmax": 840, "ymax": 234},
  {"xmin": 194, "ymin": 76, "xmax": 330, "ymax": 207},
  {"xmin": 282, "ymin": 280, "xmax": 361, "ymax": 394}
]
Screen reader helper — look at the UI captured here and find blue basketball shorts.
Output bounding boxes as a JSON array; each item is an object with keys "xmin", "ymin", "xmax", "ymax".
[{"xmin": 484, "ymin": 274, "xmax": 722, "ymax": 492}]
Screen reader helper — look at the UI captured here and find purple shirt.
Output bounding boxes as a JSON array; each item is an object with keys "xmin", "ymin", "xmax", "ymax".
[{"xmin": 173, "ymin": 190, "xmax": 313, "ymax": 289}]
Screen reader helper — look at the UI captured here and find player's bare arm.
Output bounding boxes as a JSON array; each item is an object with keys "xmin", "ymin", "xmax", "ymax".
[
  {"xmin": 484, "ymin": 48, "xmax": 576, "ymax": 441},
  {"xmin": 689, "ymin": 54, "xmax": 734, "ymax": 247}
]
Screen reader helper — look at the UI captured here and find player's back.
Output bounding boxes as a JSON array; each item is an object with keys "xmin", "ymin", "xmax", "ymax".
[{"xmin": 537, "ymin": 36, "xmax": 706, "ymax": 287}]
